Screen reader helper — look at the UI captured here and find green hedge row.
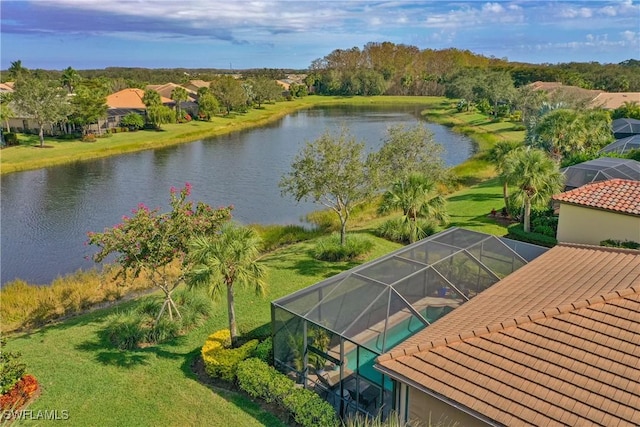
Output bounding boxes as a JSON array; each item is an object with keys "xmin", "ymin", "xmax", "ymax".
[
  {"xmin": 202, "ymin": 333, "xmax": 259, "ymax": 382},
  {"xmin": 237, "ymin": 358, "xmax": 339, "ymax": 427},
  {"xmin": 507, "ymin": 223, "xmax": 557, "ymax": 247}
]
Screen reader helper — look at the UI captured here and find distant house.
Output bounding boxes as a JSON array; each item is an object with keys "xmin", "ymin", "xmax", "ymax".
[
  {"xmin": 0, "ymin": 82, "xmax": 14, "ymax": 94},
  {"xmin": 105, "ymin": 88, "xmax": 173, "ymax": 130},
  {"xmin": 376, "ymin": 243, "xmax": 640, "ymax": 426},
  {"xmin": 553, "ymin": 179, "xmax": 640, "ymax": 245},
  {"xmin": 528, "ymin": 81, "xmax": 640, "ymax": 110},
  {"xmin": 183, "ymin": 80, "xmax": 210, "ymax": 93},
  {"xmin": 145, "ymin": 83, "xmax": 198, "ymax": 117}
]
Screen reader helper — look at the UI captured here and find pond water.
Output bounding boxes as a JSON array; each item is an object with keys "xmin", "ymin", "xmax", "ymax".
[{"xmin": 1, "ymin": 105, "xmax": 474, "ymax": 285}]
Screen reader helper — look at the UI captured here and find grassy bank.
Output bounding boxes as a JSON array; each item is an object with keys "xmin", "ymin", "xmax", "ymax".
[{"xmin": 1, "ymin": 96, "xmax": 446, "ymax": 174}]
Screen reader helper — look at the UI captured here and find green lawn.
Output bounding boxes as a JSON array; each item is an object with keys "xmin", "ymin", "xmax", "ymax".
[{"xmin": 5, "ymin": 235, "xmax": 401, "ymax": 427}]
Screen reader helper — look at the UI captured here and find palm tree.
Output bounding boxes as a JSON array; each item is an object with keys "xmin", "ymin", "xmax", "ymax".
[
  {"xmin": 501, "ymin": 147, "xmax": 564, "ymax": 233},
  {"xmin": 488, "ymin": 140, "xmax": 521, "ymax": 213},
  {"xmin": 61, "ymin": 66, "xmax": 81, "ymax": 93},
  {"xmin": 186, "ymin": 223, "xmax": 266, "ymax": 347},
  {"xmin": 378, "ymin": 173, "xmax": 448, "ymax": 243},
  {"xmin": 171, "ymin": 86, "xmax": 189, "ymax": 119}
]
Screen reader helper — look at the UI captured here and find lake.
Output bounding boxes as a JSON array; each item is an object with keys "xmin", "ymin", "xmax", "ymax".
[{"xmin": 0, "ymin": 105, "xmax": 474, "ymax": 285}]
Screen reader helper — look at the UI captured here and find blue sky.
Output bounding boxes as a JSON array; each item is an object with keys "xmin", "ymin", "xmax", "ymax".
[{"xmin": 1, "ymin": 1, "xmax": 638, "ymax": 71}]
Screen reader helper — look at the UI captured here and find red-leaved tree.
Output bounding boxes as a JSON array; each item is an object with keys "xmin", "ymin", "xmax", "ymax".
[{"xmin": 87, "ymin": 184, "xmax": 233, "ymax": 321}]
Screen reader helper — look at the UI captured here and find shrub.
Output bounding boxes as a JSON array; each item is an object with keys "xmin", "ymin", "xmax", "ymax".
[
  {"xmin": 237, "ymin": 358, "xmax": 339, "ymax": 427},
  {"xmin": 3, "ymin": 132, "xmax": 19, "ymax": 146},
  {"xmin": 120, "ymin": 113, "xmax": 145, "ymax": 130},
  {"xmin": 0, "ymin": 338, "xmax": 26, "ymax": 394},
  {"xmin": 313, "ymin": 233, "xmax": 374, "ymax": 262},
  {"xmin": 252, "ymin": 337, "xmax": 273, "ymax": 363},
  {"xmin": 600, "ymin": 239, "xmax": 640, "ymax": 250},
  {"xmin": 375, "ymin": 218, "xmax": 438, "ymax": 244},
  {"xmin": 507, "ymin": 223, "xmax": 557, "ymax": 247},
  {"xmin": 82, "ymin": 133, "xmax": 97, "ymax": 143},
  {"xmin": 0, "ymin": 374, "xmax": 39, "ymax": 411},
  {"xmin": 105, "ymin": 309, "xmax": 146, "ymax": 350},
  {"xmin": 201, "ymin": 331, "xmax": 258, "ymax": 382}
]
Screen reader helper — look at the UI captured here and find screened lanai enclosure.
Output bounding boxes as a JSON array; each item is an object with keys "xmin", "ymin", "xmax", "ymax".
[
  {"xmin": 560, "ymin": 157, "xmax": 640, "ymax": 190},
  {"xmin": 271, "ymin": 228, "xmax": 547, "ymax": 418}
]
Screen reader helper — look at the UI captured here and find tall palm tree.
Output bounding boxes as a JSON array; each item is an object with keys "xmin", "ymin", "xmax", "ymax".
[
  {"xmin": 501, "ymin": 147, "xmax": 564, "ymax": 233},
  {"xmin": 186, "ymin": 223, "xmax": 266, "ymax": 347},
  {"xmin": 378, "ymin": 173, "xmax": 448, "ymax": 243},
  {"xmin": 488, "ymin": 140, "xmax": 522, "ymax": 213},
  {"xmin": 171, "ymin": 86, "xmax": 189, "ymax": 119},
  {"xmin": 61, "ymin": 66, "xmax": 81, "ymax": 93}
]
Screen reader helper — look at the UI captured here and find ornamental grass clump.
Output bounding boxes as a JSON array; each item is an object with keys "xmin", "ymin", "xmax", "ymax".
[{"xmin": 313, "ymin": 233, "xmax": 373, "ymax": 261}]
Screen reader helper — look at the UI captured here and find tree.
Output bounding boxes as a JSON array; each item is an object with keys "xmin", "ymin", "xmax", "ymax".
[
  {"xmin": 171, "ymin": 86, "xmax": 189, "ymax": 119},
  {"xmin": 186, "ymin": 223, "xmax": 266, "ymax": 347},
  {"xmin": 488, "ymin": 140, "xmax": 522, "ymax": 212},
  {"xmin": 197, "ymin": 93, "xmax": 220, "ymax": 120},
  {"xmin": 501, "ymin": 148, "xmax": 563, "ymax": 232},
  {"xmin": 612, "ymin": 101, "xmax": 640, "ymax": 120},
  {"xmin": 370, "ymin": 124, "xmax": 446, "ymax": 188},
  {"xmin": 7, "ymin": 60, "xmax": 28, "ymax": 80},
  {"xmin": 120, "ymin": 113, "xmax": 145, "ymax": 130},
  {"xmin": 87, "ymin": 184, "xmax": 233, "ymax": 322},
  {"xmin": 61, "ymin": 66, "xmax": 81, "ymax": 93},
  {"xmin": 0, "ymin": 93, "xmax": 14, "ymax": 132},
  {"xmin": 69, "ymin": 84, "xmax": 108, "ymax": 135},
  {"xmin": 13, "ymin": 76, "xmax": 70, "ymax": 147},
  {"xmin": 249, "ymin": 76, "xmax": 282, "ymax": 107},
  {"xmin": 378, "ymin": 173, "xmax": 448, "ymax": 243},
  {"xmin": 210, "ymin": 76, "xmax": 247, "ymax": 114},
  {"xmin": 146, "ymin": 105, "xmax": 175, "ymax": 129},
  {"xmin": 142, "ymin": 89, "xmax": 161, "ymax": 108},
  {"xmin": 280, "ymin": 126, "xmax": 373, "ymax": 245},
  {"xmin": 479, "ymin": 70, "xmax": 516, "ymax": 116}
]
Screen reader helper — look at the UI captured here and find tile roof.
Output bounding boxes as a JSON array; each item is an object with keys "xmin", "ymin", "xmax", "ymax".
[
  {"xmin": 377, "ymin": 244, "xmax": 640, "ymax": 426},
  {"xmin": 106, "ymin": 88, "xmax": 173, "ymax": 109},
  {"xmin": 553, "ymin": 179, "xmax": 640, "ymax": 216}
]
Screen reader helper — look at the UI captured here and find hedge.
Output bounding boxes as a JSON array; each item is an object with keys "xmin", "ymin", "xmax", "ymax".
[
  {"xmin": 237, "ymin": 358, "xmax": 339, "ymax": 427},
  {"xmin": 507, "ymin": 223, "xmax": 557, "ymax": 247},
  {"xmin": 201, "ymin": 329, "xmax": 258, "ymax": 382}
]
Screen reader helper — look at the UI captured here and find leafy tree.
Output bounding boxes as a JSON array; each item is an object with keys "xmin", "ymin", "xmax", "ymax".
[
  {"xmin": 171, "ymin": 86, "xmax": 189, "ymax": 119},
  {"xmin": 69, "ymin": 84, "xmax": 108, "ymax": 135},
  {"xmin": 444, "ymin": 69, "xmax": 481, "ymax": 111},
  {"xmin": 513, "ymin": 85, "xmax": 547, "ymax": 123},
  {"xmin": 478, "ymin": 70, "xmax": 516, "ymax": 116},
  {"xmin": 186, "ymin": 223, "xmax": 266, "ymax": 347},
  {"xmin": 378, "ymin": 173, "xmax": 448, "ymax": 243},
  {"xmin": 501, "ymin": 148, "xmax": 563, "ymax": 233},
  {"xmin": 249, "ymin": 76, "xmax": 282, "ymax": 107},
  {"xmin": 488, "ymin": 140, "xmax": 522, "ymax": 211},
  {"xmin": 146, "ymin": 105, "xmax": 175, "ymax": 129},
  {"xmin": 197, "ymin": 93, "xmax": 220, "ymax": 120},
  {"xmin": 87, "ymin": 184, "xmax": 233, "ymax": 322},
  {"xmin": 280, "ymin": 126, "xmax": 373, "ymax": 246},
  {"xmin": 370, "ymin": 124, "xmax": 446, "ymax": 188},
  {"xmin": 120, "ymin": 112, "xmax": 145, "ymax": 130},
  {"xmin": 0, "ymin": 92, "xmax": 14, "ymax": 132},
  {"xmin": 210, "ymin": 76, "xmax": 247, "ymax": 114},
  {"xmin": 61, "ymin": 66, "xmax": 81, "ymax": 93},
  {"xmin": 13, "ymin": 76, "xmax": 70, "ymax": 147},
  {"xmin": 142, "ymin": 89, "xmax": 161, "ymax": 108}
]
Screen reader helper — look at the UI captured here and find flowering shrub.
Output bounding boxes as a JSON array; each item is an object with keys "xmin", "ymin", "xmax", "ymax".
[
  {"xmin": 0, "ymin": 375, "xmax": 38, "ymax": 411},
  {"xmin": 87, "ymin": 184, "xmax": 232, "ymax": 321}
]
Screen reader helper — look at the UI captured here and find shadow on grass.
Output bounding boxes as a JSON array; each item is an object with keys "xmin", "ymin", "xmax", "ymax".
[
  {"xmin": 289, "ymin": 255, "xmax": 358, "ymax": 278},
  {"xmin": 447, "ymin": 192, "xmax": 502, "ymax": 202},
  {"xmin": 180, "ymin": 347, "xmax": 288, "ymax": 427}
]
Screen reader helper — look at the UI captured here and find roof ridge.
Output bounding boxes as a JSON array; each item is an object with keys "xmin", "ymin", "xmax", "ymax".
[
  {"xmin": 557, "ymin": 242, "xmax": 640, "ymax": 255},
  {"xmin": 380, "ymin": 285, "xmax": 640, "ymax": 362}
]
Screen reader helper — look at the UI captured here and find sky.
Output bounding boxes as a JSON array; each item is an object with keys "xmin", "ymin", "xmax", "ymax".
[{"xmin": 1, "ymin": 0, "xmax": 639, "ymax": 71}]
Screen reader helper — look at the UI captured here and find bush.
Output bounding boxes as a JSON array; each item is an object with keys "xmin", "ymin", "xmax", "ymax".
[
  {"xmin": 201, "ymin": 330, "xmax": 258, "ymax": 382},
  {"xmin": 3, "ymin": 132, "xmax": 18, "ymax": 146},
  {"xmin": 507, "ymin": 223, "xmax": 557, "ymax": 247},
  {"xmin": 375, "ymin": 218, "xmax": 438, "ymax": 244},
  {"xmin": 253, "ymin": 224, "xmax": 321, "ymax": 252},
  {"xmin": 82, "ymin": 134, "xmax": 97, "ymax": 143},
  {"xmin": 0, "ymin": 374, "xmax": 39, "ymax": 411},
  {"xmin": 120, "ymin": 113, "xmax": 145, "ymax": 130},
  {"xmin": 252, "ymin": 337, "xmax": 273, "ymax": 363},
  {"xmin": 105, "ymin": 309, "xmax": 146, "ymax": 350},
  {"xmin": 236, "ymin": 358, "xmax": 339, "ymax": 427},
  {"xmin": 0, "ymin": 338, "xmax": 26, "ymax": 394},
  {"xmin": 313, "ymin": 234, "xmax": 374, "ymax": 262},
  {"xmin": 600, "ymin": 239, "xmax": 640, "ymax": 250}
]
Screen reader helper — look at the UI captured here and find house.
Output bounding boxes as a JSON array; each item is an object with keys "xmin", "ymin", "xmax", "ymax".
[
  {"xmin": 553, "ymin": 179, "xmax": 640, "ymax": 245},
  {"xmin": 182, "ymin": 79, "xmax": 210, "ymax": 93},
  {"xmin": 145, "ymin": 83, "xmax": 198, "ymax": 117},
  {"xmin": 528, "ymin": 81, "xmax": 640, "ymax": 110},
  {"xmin": 375, "ymin": 244, "xmax": 640, "ymax": 426},
  {"xmin": 104, "ymin": 88, "xmax": 173, "ymax": 130}
]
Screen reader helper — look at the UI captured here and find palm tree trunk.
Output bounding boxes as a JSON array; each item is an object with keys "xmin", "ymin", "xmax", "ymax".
[
  {"xmin": 39, "ymin": 125, "xmax": 44, "ymax": 148},
  {"xmin": 523, "ymin": 199, "xmax": 532, "ymax": 233},
  {"xmin": 227, "ymin": 282, "xmax": 238, "ymax": 347},
  {"xmin": 503, "ymin": 181, "xmax": 510, "ymax": 212}
]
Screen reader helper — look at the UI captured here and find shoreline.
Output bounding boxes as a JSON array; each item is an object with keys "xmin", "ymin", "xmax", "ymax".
[{"xmin": 1, "ymin": 96, "xmax": 449, "ymax": 175}]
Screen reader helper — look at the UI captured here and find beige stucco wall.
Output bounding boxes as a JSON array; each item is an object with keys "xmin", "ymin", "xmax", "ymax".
[
  {"xmin": 556, "ymin": 204, "xmax": 640, "ymax": 245},
  {"xmin": 408, "ymin": 387, "xmax": 487, "ymax": 427}
]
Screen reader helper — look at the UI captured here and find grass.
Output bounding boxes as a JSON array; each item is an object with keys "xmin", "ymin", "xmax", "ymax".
[
  {"xmin": 1, "ymin": 98, "xmax": 519, "ymax": 425},
  {"xmin": 4, "ymin": 234, "xmax": 401, "ymax": 426}
]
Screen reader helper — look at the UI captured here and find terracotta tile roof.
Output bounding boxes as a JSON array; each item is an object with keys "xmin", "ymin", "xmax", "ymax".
[
  {"xmin": 377, "ymin": 244, "xmax": 640, "ymax": 426},
  {"xmin": 106, "ymin": 88, "xmax": 173, "ymax": 109},
  {"xmin": 553, "ymin": 179, "xmax": 640, "ymax": 216},
  {"xmin": 145, "ymin": 83, "xmax": 196, "ymax": 101}
]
